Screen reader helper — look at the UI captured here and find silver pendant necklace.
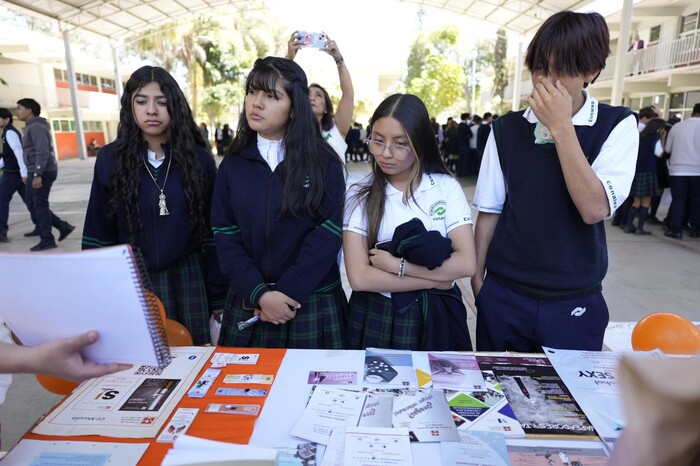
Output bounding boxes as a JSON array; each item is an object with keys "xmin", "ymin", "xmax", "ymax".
[{"xmin": 143, "ymin": 154, "xmax": 172, "ymax": 216}]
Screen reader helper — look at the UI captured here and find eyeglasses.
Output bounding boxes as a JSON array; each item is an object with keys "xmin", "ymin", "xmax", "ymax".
[{"xmin": 367, "ymin": 138, "xmax": 412, "ymax": 160}]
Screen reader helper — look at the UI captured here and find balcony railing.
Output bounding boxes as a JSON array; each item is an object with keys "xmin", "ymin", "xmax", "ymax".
[{"xmin": 504, "ymin": 31, "xmax": 700, "ymax": 99}]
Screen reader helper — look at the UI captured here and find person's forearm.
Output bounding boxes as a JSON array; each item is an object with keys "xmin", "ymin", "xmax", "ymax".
[
  {"xmin": 0, "ymin": 342, "xmax": 43, "ymax": 374},
  {"xmin": 550, "ymin": 125, "xmax": 610, "ymax": 223},
  {"xmin": 471, "ymin": 212, "xmax": 499, "ymax": 288}
]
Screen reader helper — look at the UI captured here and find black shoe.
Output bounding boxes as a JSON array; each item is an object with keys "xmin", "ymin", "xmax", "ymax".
[
  {"xmin": 647, "ymin": 217, "xmax": 662, "ymax": 225},
  {"xmin": 624, "ymin": 227, "xmax": 636, "ymax": 233},
  {"xmin": 30, "ymin": 240, "xmax": 57, "ymax": 252},
  {"xmin": 636, "ymin": 229, "xmax": 652, "ymax": 235},
  {"xmin": 24, "ymin": 229, "xmax": 40, "ymax": 237},
  {"xmin": 0, "ymin": 234, "xmax": 8, "ymax": 243},
  {"xmin": 611, "ymin": 220, "xmax": 620, "ymax": 226},
  {"xmin": 58, "ymin": 224, "xmax": 75, "ymax": 242},
  {"xmin": 664, "ymin": 231, "xmax": 682, "ymax": 239}
]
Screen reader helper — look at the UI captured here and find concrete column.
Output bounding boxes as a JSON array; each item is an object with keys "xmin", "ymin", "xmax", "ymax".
[
  {"xmin": 62, "ymin": 28, "xmax": 87, "ymax": 160},
  {"xmin": 611, "ymin": 0, "xmax": 634, "ymax": 106},
  {"xmin": 512, "ymin": 40, "xmax": 524, "ymax": 112},
  {"xmin": 111, "ymin": 42, "xmax": 124, "ymax": 102}
]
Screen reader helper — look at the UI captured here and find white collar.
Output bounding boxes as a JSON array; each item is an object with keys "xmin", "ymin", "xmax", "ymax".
[
  {"xmin": 256, "ymin": 134, "xmax": 285, "ymax": 171},
  {"xmin": 386, "ymin": 173, "xmax": 439, "ymax": 197},
  {"xmin": 146, "ymin": 149, "xmax": 164, "ymax": 168},
  {"xmin": 523, "ymin": 90, "xmax": 598, "ymax": 127}
]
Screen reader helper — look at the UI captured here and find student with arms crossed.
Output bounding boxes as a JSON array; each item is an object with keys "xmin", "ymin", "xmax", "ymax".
[
  {"xmin": 471, "ymin": 11, "xmax": 638, "ymax": 352},
  {"xmin": 343, "ymin": 94, "xmax": 476, "ymax": 351},
  {"xmin": 212, "ymin": 57, "xmax": 347, "ymax": 349},
  {"xmin": 82, "ymin": 66, "xmax": 226, "ymax": 345}
]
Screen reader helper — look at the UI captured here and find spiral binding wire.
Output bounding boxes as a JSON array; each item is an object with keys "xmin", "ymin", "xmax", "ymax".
[{"xmin": 125, "ymin": 246, "xmax": 171, "ymax": 367}]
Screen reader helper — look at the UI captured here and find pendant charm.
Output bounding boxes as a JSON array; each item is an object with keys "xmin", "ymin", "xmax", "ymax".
[{"xmin": 158, "ymin": 192, "xmax": 169, "ymax": 216}]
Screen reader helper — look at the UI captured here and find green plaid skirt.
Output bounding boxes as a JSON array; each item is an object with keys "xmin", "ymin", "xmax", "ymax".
[
  {"xmin": 347, "ymin": 291, "xmax": 425, "ymax": 350},
  {"xmin": 218, "ymin": 283, "xmax": 348, "ymax": 349},
  {"xmin": 149, "ymin": 252, "xmax": 211, "ymax": 345},
  {"xmin": 630, "ymin": 171, "xmax": 659, "ymax": 197}
]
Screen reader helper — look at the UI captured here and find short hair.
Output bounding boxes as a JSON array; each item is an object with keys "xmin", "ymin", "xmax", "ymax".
[
  {"xmin": 693, "ymin": 103, "xmax": 700, "ymax": 115},
  {"xmin": 639, "ymin": 106, "xmax": 658, "ymax": 120},
  {"xmin": 0, "ymin": 108, "xmax": 12, "ymax": 122},
  {"xmin": 483, "ymin": 112, "xmax": 493, "ymax": 120},
  {"xmin": 17, "ymin": 98, "xmax": 41, "ymax": 116},
  {"xmin": 525, "ymin": 11, "xmax": 610, "ymax": 88},
  {"xmin": 460, "ymin": 113, "xmax": 470, "ymax": 120}
]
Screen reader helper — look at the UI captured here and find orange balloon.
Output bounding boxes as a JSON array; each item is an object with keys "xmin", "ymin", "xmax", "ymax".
[
  {"xmin": 165, "ymin": 319, "xmax": 193, "ymax": 347},
  {"xmin": 632, "ymin": 312, "xmax": 700, "ymax": 354},
  {"xmin": 35, "ymin": 374, "xmax": 79, "ymax": 395}
]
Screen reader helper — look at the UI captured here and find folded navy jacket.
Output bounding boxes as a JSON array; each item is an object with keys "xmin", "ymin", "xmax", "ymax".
[{"xmin": 381, "ymin": 218, "xmax": 471, "ymax": 351}]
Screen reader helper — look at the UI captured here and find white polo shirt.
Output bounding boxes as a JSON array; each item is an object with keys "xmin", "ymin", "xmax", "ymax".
[
  {"xmin": 472, "ymin": 91, "xmax": 638, "ymax": 218},
  {"xmin": 322, "ymin": 122, "xmax": 347, "ymax": 162},
  {"xmin": 344, "ymin": 172, "xmax": 473, "ymax": 244}
]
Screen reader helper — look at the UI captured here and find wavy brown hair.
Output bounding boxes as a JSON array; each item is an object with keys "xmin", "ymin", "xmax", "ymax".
[{"xmin": 110, "ymin": 65, "xmax": 212, "ymax": 248}]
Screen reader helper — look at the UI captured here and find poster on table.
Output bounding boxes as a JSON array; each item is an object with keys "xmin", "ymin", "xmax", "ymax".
[{"xmin": 33, "ymin": 346, "xmax": 214, "ymax": 438}]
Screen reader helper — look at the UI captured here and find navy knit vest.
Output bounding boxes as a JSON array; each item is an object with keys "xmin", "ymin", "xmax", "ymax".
[
  {"xmin": 636, "ymin": 134, "xmax": 659, "ymax": 173},
  {"xmin": 1, "ymin": 124, "xmax": 21, "ymax": 173},
  {"xmin": 486, "ymin": 104, "xmax": 633, "ymax": 294}
]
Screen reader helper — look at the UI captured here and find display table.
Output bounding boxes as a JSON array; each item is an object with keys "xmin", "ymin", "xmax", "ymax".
[{"xmin": 14, "ymin": 347, "xmax": 617, "ymax": 465}]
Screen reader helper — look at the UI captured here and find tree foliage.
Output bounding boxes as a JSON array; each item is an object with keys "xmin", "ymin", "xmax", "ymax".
[{"xmin": 405, "ymin": 26, "xmax": 466, "ymax": 117}]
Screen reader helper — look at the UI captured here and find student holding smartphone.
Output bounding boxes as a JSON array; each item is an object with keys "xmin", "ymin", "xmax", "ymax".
[
  {"xmin": 286, "ymin": 31, "xmax": 354, "ymax": 161},
  {"xmin": 343, "ymin": 94, "xmax": 476, "ymax": 351},
  {"xmin": 212, "ymin": 56, "xmax": 347, "ymax": 349}
]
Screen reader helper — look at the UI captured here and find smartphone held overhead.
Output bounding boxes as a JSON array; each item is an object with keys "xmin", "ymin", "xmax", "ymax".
[{"xmin": 295, "ymin": 31, "xmax": 327, "ymax": 49}]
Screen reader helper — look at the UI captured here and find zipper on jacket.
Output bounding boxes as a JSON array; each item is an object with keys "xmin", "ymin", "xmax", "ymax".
[{"xmin": 263, "ymin": 171, "xmax": 274, "ymax": 280}]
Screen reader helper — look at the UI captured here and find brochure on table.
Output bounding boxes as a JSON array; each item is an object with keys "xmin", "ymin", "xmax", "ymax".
[
  {"xmin": 440, "ymin": 430, "xmax": 510, "ymax": 466},
  {"xmin": 543, "ymin": 347, "xmax": 627, "ymax": 447},
  {"xmin": 1, "ymin": 440, "xmax": 149, "ymax": 465},
  {"xmin": 506, "ymin": 438, "xmax": 610, "ymax": 465},
  {"xmin": 33, "ymin": 346, "xmax": 214, "ymax": 438}
]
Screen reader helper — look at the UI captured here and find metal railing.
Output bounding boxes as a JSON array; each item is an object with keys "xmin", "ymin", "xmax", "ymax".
[{"xmin": 504, "ymin": 31, "xmax": 700, "ymax": 98}]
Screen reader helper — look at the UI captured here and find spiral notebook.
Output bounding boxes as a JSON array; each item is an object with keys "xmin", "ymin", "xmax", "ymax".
[{"xmin": 0, "ymin": 245, "xmax": 171, "ymax": 367}]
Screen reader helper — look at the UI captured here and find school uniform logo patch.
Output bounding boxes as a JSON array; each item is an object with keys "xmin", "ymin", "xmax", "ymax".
[
  {"xmin": 430, "ymin": 200, "xmax": 446, "ymax": 221},
  {"xmin": 571, "ymin": 307, "xmax": 587, "ymax": 317}
]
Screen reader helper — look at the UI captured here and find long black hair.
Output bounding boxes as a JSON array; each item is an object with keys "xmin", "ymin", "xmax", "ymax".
[
  {"xmin": 111, "ymin": 65, "xmax": 212, "ymax": 247},
  {"xmin": 310, "ymin": 83, "xmax": 334, "ymax": 132},
  {"xmin": 348, "ymin": 94, "xmax": 450, "ymax": 247},
  {"xmin": 229, "ymin": 56, "xmax": 339, "ymax": 219}
]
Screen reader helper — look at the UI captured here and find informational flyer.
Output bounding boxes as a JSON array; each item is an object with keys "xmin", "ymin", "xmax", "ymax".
[
  {"xmin": 33, "ymin": 346, "xmax": 214, "ymax": 438},
  {"xmin": 1, "ymin": 440, "xmax": 149, "ymax": 465},
  {"xmin": 544, "ymin": 347, "xmax": 626, "ymax": 446},
  {"xmin": 441, "ymin": 430, "xmax": 510, "ymax": 466},
  {"xmin": 392, "ymin": 389, "xmax": 459, "ymax": 442},
  {"xmin": 363, "ymin": 348, "xmax": 417, "ymax": 389},
  {"xmin": 491, "ymin": 363, "xmax": 596, "ymax": 438},
  {"xmin": 291, "ymin": 387, "xmax": 367, "ymax": 445},
  {"xmin": 344, "ymin": 427, "xmax": 413, "ymax": 466},
  {"xmin": 428, "ymin": 353, "xmax": 485, "ymax": 391},
  {"xmin": 506, "ymin": 438, "xmax": 610, "ymax": 465}
]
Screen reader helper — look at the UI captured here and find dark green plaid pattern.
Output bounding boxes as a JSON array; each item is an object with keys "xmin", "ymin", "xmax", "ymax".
[
  {"xmin": 630, "ymin": 171, "xmax": 659, "ymax": 197},
  {"xmin": 347, "ymin": 291, "xmax": 426, "ymax": 350},
  {"xmin": 218, "ymin": 284, "xmax": 348, "ymax": 349},
  {"xmin": 149, "ymin": 252, "xmax": 211, "ymax": 345}
]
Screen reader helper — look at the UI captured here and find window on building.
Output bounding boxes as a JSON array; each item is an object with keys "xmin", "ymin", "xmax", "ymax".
[
  {"xmin": 101, "ymin": 78, "xmax": 115, "ymax": 90},
  {"xmin": 628, "ymin": 98, "xmax": 641, "ymax": 110},
  {"xmin": 681, "ymin": 11, "xmax": 698, "ymax": 34},
  {"xmin": 59, "ymin": 120, "xmax": 70, "ymax": 132},
  {"xmin": 53, "ymin": 69, "xmax": 67, "ymax": 81},
  {"xmin": 649, "ymin": 25, "xmax": 661, "ymax": 43},
  {"xmin": 52, "ymin": 120, "xmax": 60, "ymax": 131},
  {"xmin": 687, "ymin": 90, "xmax": 700, "ymax": 107},
  {"xmin": 670, "ymin": 92, "xmax": 685, "ymax": 109}
]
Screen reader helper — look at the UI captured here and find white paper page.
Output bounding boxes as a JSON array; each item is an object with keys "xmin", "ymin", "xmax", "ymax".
[
  {"xmin": 0, "ymin": 245, "xmax": 164, "ymax": 366},
  {"xmin": 543, "ymin": 347, "xmax": 626, "ymax": 445},
  {"xmin": 363, "ymin": 348, "xmax": 417, "ymax": 389},
  {"xmin": 344, "ymin": 427, "xmax": 413, "ymax": 466},
  {"xmin": 32, "ymin": 346, "xmax": 213, "ymax": 438},
  {"xmin": 249, "ymin": 349, "xmax": 365, "ymax": 447},
  {"xmin": 1, "ymin": 439, "xmax": 148, "ymax": 466},
  {"xmin": 319, "ymin": 426, "xmax": 346, "ymax": 466},
  {"xmin": 392, "ymin": 389, "xmax": 459, "ymax": 442},
  {"xmin": 291, "ymin": 387, "xmax": 367, "ymax": 445},
  {"xmin": 441, "ymin": 430, "xmax": 510, "ymax": 466}
]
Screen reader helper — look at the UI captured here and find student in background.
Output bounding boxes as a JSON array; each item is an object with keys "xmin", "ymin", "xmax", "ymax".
[
  {"xmin": 343, "ymin": 94, "xmax": 476, "ymax": 351},
  {"xmin": 212, "ymin": 56, "xmax": 347, "ymax": 349},
  {"xmin": 286, "ymin": 32, "xmax": 354, "ymax": 161},
  {"xmin": 82, "ymin": 65, "xmax": 226, "ymax": 345},
  {"xmin": 471, "ymin": 11, "xmax": 638, "ymax": 352}
]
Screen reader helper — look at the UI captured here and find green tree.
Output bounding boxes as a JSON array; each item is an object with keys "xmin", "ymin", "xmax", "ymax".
[
  {"xmin": 491, "ymin": 28, "xmax": 509, "ymax": 114},
  {"xmin": 405, "ymin": 27, "xmax": 467, "ymax": 117}
]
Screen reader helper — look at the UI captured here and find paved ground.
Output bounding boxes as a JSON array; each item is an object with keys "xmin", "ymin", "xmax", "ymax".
[{"xmin": 1, "ymin": 157, "xmax": 699, "ymax": 450}]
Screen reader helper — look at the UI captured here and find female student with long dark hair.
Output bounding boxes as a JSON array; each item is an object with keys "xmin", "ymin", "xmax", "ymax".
[
  {"xmin": 212, "ymin": 56, "xmax": 347, "ymax": 349},
  {"xmin": 82, "ymin": 65, "xmax": 226, "ymax": 345},
  {"xmin": 343, "ymin": 94, "xmax": 476, "ymax": 350}
]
